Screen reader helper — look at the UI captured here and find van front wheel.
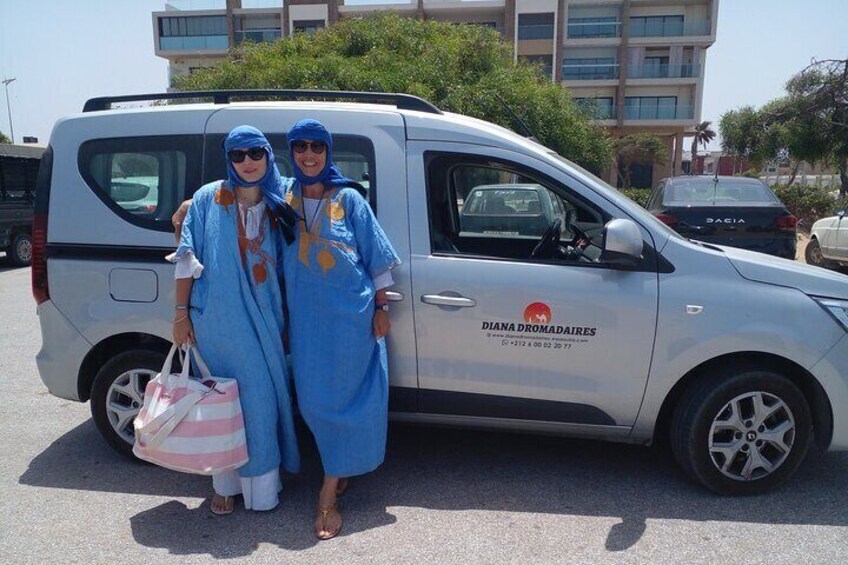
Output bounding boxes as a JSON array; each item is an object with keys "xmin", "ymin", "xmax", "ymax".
[
  {"xmin": 671, "ymin": 368, "xmax": 812, "ymax": 495},
  {"xmin": 90, "ymin": 349, "xmax": 165, "ymax": 458}
]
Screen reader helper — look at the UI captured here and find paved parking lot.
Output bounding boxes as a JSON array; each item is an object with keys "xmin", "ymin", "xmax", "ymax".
[{"xmin": 1, "ymin": 257, "xmax": 847, "ymax": 564}]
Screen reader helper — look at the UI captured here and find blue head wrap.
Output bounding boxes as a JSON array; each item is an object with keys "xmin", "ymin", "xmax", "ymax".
[
  {"xmin": 286, "ymin": 119, "xmax": 353, "ymax": 187},
  {"xmin": 223, "ymin": 125, "xmax": 296, "ymax": 243},
  {"xmin": 223, "ymin": 125, "xmax": 289, "ymax": 213}
]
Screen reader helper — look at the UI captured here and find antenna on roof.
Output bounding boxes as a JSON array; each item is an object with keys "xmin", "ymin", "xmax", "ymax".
[{"xmin": 491, "ymin": 93, "xmax": 539, "ymax": 143}]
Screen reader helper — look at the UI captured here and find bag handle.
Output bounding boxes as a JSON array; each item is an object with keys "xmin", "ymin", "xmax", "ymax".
[
  {"xmin": 188, "ymin": 345, "xmax": 213, "ymax": 381},
  {"xmin": 159, "ymin": 344, "xmax": 181, "ymax": 383},
  {"xmin": 135, "ymin": 389, "xmax": 205, "ymax": 449}
]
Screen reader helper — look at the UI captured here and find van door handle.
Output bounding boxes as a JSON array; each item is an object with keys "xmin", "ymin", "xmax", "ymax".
[
  {"xmin": 384, "ymin": 291, "xmax": 404, "ymax": 302},
  {"xmin": 421, "ymin": 294, "xmax": 477, "ymax": 308}
]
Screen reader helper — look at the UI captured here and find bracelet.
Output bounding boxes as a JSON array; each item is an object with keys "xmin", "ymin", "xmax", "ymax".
[
  {"xmin": 174, "ymin": 304, "xmax": 190, "ymax": 311},
  {"xmin": 173, "ymin": 314, "xmax": 190, "ymax": 324}
]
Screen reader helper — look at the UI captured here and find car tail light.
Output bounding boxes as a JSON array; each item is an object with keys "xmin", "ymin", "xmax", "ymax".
[
  {"xmin": 654, "ymin": 212, "xmax": 679, "ymax": 227},
  {"xmin": 775, "ymin": 214, "xmax": 798, "ymax": 232},
  {"xmin": 31, "ymin": 213, "xmax": 49, "ymax": 304}
]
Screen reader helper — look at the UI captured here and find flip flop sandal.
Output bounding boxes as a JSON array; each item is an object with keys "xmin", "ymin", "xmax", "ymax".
[
  {"xmin": 210, "ymin": 494, "xmax": 235, "ymax": 516},
  {"xmin": 316, "ymin": 503, "xmax": 342, "ymax": 540}
]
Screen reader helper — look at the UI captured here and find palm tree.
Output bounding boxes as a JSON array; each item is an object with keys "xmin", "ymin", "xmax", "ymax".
[{"xmin": 689, "ymin": 121, "xmax": 716, "ymax": 175}]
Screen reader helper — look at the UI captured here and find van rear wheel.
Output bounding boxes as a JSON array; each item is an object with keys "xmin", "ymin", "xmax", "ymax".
[
  {"xmin": 9, "ymin": 233, "xmax": 32, "ymax": 267},
  {"xmin": 90, "ymin": 349, "xmax": 165, "ymax": 458},
  {"xmin": 671, "ymin": 367, "xmax": 811, "ymax": 495}
]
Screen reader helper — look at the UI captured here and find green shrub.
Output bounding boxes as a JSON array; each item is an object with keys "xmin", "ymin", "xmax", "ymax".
[
  {"xmin": 772, "ymin": 184, "xmax": 838, "ymax": 229},
  {"xmin": 618, "ymin": 187, "xmax": 652, "ymax": 207}
]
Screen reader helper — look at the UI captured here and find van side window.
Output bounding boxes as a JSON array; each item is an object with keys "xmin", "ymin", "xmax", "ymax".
[
  {"xmin": 425, "ymin": 152, "xmax": 609, "ymax": 262},
  {"xmin": 79, "ymin": 135, "xmax": 203, "ymax": 232},
  {"xmin": 202, "ymin": 134, "xmax": 377, "ymax": 210}
]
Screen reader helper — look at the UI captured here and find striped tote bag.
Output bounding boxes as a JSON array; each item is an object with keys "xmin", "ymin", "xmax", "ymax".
[{"xmin": 133, "ymin": 344, "xmax": 248, "ymax": 475}]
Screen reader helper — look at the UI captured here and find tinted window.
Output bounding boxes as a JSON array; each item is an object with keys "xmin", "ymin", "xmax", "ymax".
[
  {"xmin": 79, "ymin": 135, "xmax": 203, "ymax": 231},
  {"xmin": 202, "ymin": 134, "xmax": 377, "ymax": 210},
  {"xmin": 0, "ymin": 156, "xmax": 39, "ymax": 202},
  {"xmin": 666, "ymin": 179, "xmax": 779, "ymax": 204}
]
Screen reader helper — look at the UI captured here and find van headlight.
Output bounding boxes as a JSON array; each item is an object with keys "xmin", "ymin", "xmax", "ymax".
[{"xmin": 814, "ymin": 298, "xmax": 848, "ymax": 332}]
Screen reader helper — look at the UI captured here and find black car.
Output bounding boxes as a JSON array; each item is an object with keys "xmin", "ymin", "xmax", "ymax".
[{"xmin": 646, "ymin": 176, "xmax": 797, "ymax": 259}]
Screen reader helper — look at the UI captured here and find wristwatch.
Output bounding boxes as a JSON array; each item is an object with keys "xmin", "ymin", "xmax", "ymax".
[{"xmin": 376, "ymin": 303, "xmax": 390, "ymax": 312}]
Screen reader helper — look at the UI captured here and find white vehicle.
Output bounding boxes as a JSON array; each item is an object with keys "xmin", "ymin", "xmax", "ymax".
[
  {"xmin": 806, "ymin": 199, "xmax": 848, "ymax": 269},
  {"xmin": 33, "ymin": 91, "xmax": 848, "ymax": 495}
]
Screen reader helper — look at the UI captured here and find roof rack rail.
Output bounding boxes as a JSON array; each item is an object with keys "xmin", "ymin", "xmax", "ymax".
[{"xmin": 83, "ymin": 89, "xmax": 442, "ymax": 114}]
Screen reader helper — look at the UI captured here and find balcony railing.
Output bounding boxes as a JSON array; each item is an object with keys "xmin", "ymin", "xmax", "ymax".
[
  {"xmin": 629, "ymin": 20, "xmax": 711, "ymax": 37},
  {"xmin": 159, "ymin": 35, "xmax": 229, "ymax": 51},
  {"xmin": 562, "ymin": 64, "xmax": 619, "ymax": 80},
  {"xmin": 624, "ymin": 104, "xmax": 694, "ymax": 120},
  {"xmin": 627, "ymin": 63, "xmax": 700, "ymax": 79},
  {"xmin": 577, "ymin": 104, "xmax": 616, "ymax": 120},
  {"xmin": 165, "ymin": 0, "xmax": 282, "ymax": 9},
  {"xmin": 517, "ymin": 24, "xmax": 555, "ymax": 40},
  {"xmin": 567, "ymin": 21, "xmax": 621, "ymax": 39},
  {"xmin": 234, "ymin": 29, "xmax": 282, "ymax": 44}
]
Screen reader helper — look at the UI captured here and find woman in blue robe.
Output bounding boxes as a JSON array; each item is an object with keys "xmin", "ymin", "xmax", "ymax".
[
  {"xmin": 282, "ymin": 119, "xmax": 400, "ymax": 540},
  {"xmin": 170, "ymin": 126, "xmax": 300, "ymax": 515}
]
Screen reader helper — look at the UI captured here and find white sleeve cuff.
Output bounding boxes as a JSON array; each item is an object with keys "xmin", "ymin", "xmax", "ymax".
[
  {"xmin": 168, "ymin": 250, "xmax": 204, "ymax": 280},
  {"xmin": 373, "ymin": 270, "xmax": 394, "ymax": 291}
]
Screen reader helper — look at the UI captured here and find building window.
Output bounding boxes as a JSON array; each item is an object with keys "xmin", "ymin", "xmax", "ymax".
[
  {"xmin": 293, "ymin": 19, "xmax": 325, "ymax": 35},
  {"xmin": 573, "ymin": 97, "xmax": 615, "ymax": 119},
  {"xmin": 159, "ymin": 16, "xmax": 228, "ymax": 37},
  {"xmin": 624, "ymin": 96, "xmax": 688, "ymax": 120},
  {"xmin": 562, "ymin": 58, "xmax": 618, "ymax": 80},
  {"xmin": 629, "ymin": 15, "xmax": 684, "ymax": 37},
  {"xmin": 158, "ymin": 16, "xmax": 229, "ymax": 50},
  {"xmin": 518, "ymin": 13, "xmax": 555, "ymax": 40},
  {"xmin": 519, "ymin": 55, "xmax": 553, "ymax": 79},
  {"xmin": 567, "ymin": 16, "xmax": 619, "ymax": 38}
]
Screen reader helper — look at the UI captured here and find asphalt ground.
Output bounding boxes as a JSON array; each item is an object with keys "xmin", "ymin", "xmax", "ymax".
[{"xmin": 1, "ymin": 254, "xmax": 847, "ymax": 564}]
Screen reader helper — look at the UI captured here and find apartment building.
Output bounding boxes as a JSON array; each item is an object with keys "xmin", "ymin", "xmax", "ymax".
[{"xmin": 152, "ymin": 0, "xmax": 718, "ymax": 186}]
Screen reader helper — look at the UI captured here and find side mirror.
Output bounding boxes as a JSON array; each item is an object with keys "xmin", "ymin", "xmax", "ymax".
[
  {"xmin": 601, "ymin": 218, "xmax": 644, "ymax": 269},
  {"xmin": 837, "ymin": 209, "xmax": 845, "ymax": 219}
]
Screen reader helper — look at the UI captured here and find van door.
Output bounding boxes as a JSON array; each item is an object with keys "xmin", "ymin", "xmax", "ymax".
[
  {"xmin": 406, "ymin": 141, "xmax": 658, "ymax": 430},
  {"xmin": 203, "ymin": 108, "xmax": 418, "ymax": 409}
]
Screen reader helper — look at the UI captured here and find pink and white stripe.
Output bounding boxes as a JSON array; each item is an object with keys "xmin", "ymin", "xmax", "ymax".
[{"xmin": 133, "ymin": 345, "xmax": 249, "ymax": 476}]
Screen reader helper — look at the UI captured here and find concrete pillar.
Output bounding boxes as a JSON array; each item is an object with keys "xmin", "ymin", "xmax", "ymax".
[
  {"xmin": 226, "ymin": 0, "xmax": 241, "ymax": 48},
  {"xmin": 674, "ymin": 132, "xmax": 684, "ymax": 177},
  {"xmin": 505, "ymin": 0, "xmax": 516, "ymax": 56},
  {"xmin": 615, "ymin": 0, "xmax": 631, "ymax": 127},
  {"xmin": 553, "ymin": 0, "xmax": 565, "ymax": 82}
]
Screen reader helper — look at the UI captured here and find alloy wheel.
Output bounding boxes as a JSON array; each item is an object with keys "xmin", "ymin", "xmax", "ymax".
[
  {"xmin": 708, "ymin": 391, "xmax": 796, "ymax": 481},
  {"xmin": 105, "ymin": 368, "xmax": 154, "ymax": 445},
  {"xmin": 16, "ymin": 237, "xmax": 32, "ymax": 263}
]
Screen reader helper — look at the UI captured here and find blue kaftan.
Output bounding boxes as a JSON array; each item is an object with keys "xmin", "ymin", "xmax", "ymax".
[
  {"xmin": 174, "ymin": 181, "xmax": 300, "ymax": 478},
  {"xmin": 281, "ymin": 182, "xmax": 400, "ymax": 477}
]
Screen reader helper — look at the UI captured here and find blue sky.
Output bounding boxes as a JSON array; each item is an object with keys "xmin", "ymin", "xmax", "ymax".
[{"xmin": 0, "ymin": 0, "xmax": 845, "ymax": 149}]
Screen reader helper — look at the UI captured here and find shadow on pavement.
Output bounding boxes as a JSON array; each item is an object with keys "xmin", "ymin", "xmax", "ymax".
[
  {"xmin": 19, "ymin": 418, "xmax": 848, "ymax": 556},
  {"xmin": 0, "ymin": 253, "xmax": 29, "ymax": 272}
]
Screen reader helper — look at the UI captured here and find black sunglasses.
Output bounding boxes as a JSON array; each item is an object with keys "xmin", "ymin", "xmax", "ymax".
[
  {"xmin": 228, "ymin": 147, "xmax": 266, "ymax": 163},
  {"xmin": 291, "ymin": 140, "xmax": 327, "ymax": 154}
]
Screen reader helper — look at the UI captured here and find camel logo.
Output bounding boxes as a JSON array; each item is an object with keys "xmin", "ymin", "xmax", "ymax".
[{"xmin": 523, "ymin": 302, "xmax": 552, "ymax": 325}]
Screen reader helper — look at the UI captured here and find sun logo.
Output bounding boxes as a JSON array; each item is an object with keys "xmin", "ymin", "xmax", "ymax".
[{"xmin": 523, "ymin": 302, "xmax": 552, "ymax": 324}]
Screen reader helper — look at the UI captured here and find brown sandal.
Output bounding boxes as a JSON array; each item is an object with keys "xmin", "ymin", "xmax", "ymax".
[
  {"xmin": 315, "ymin": 503, "xmax": 342, "ymax": 540},
  {"xmin": 210, "ymin": 494, "xmax": 235, "ymax": 516}
]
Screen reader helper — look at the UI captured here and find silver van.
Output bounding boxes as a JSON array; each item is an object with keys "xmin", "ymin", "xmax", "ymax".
[{"xmin": 34, "ymin": 91, "xmax": 848, "ymax": 495}]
